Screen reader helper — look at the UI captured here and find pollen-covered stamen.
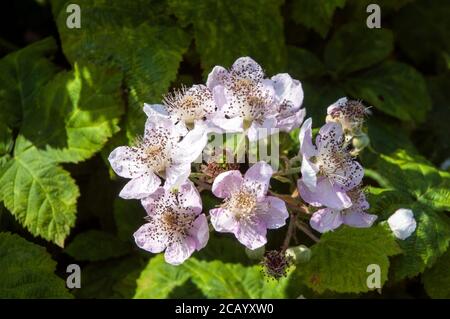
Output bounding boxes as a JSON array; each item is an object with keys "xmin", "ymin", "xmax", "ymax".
[
  {"xmin": 222, "ymin": 185, "xmax": 262, "ymax": 221},
  {"xmin": 329, "ymin": 100, "xmax": 370, "ymax": 133},
  {"xmin": 163, "ymin": 85, "xmax": 216, "ymax": 124},
  {"xmin": 132, "ymin": 126, "xmax": 175, "ymax": 173},
  {"xmin": 145, "ymin": 197, "xmax": 197, "ymax": 245}
]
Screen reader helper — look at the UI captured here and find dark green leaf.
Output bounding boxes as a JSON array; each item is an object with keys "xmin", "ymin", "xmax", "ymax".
[{"xmin": 0, "ymin": 232, "xmax": 72, "ymax": 298}]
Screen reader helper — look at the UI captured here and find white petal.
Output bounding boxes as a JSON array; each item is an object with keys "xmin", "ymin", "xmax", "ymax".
[
  {"xmin": 108, "ymin": 146, "xmax": 146, "ymax": 178},
  {"xmin": 164, "ymin": 162, "xmax": 191, "ymax": 191},
  {"xmin": 119, "ymin": 173, "xmax": 161, "ymax": 199},
  {"xmin": 164, "ymin": 237, "xmax": 196, "ymax": 265}
]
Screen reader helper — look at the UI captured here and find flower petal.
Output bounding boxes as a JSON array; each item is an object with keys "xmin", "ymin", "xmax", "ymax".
[
  {"xmin": 315, "ymin": 122, "xmax": 344, "ymax": 152},
  {"xmin": 276, "ymin": 108, "xmax": 306, "ymax": 132},
  {"xmin": 108, "ymin": 146, "xmax": 146, "ymax": 178},
  {"xmin": 164, "ymin": 162, "xmax": 191, "ymax": 191},
  {"xmin": 343, "ymin": 211, "xmax": 378, "ymax": 228},
  {"xmin": 341, "ymin": 161, "xmax": 364, "ymax": 191},
  {"xmin": 235, "ymin": 220, "xmax": 267, "ymax": 250},
  {"xmin": 133, "ymin": 223, "xmax": 166, "ymax": 253},
  {"xmin": 164, "ymin": 237, "xmax": 196, "ymax": 265},
  {"xmin": 189, "ymin": 214, "xmax": 210, "ymax": 250},
  {"xmin": 271, "ymin": 73, "xmax": 304, "ymax": 109},
  {"xmin": 244, "ymin": 161, "xmax": 273, "ymax": 199},
  {"xmin": 143, "ymin": 103, "xmax": 170, "ymax": 118},
  {"xmin": 174, "ymin": 124, "xmax": 208, "ymax": 163},
  {"xmin": 206, "ymin": 66, "xmax": 228, "ymax": 89},
  {"xmin": 177, "ymin": 180, "xmax": 202, "ymax": 214},
  {"xmin": 310, "ymin": 208, "xmax": 343, "ymax": 233},
  {"xmin": 299, "ymin": 118, "xmax": 317, "ymax": 158},
  {"xmin": 298, "ymin": 178, "xmax": 352, "ymax": 209},
  {"xmin": 119, "ymin": 172, "xmax": 161, "ymax": 199},
  {"xmin": 230, "ymin": 57, "xmax": 264, "ymax": 81},
  {"xmin": 259, "ymin": 196, "xmax": 289, "ymax": 229},
  {"xmin": 212, "ymin": 170, "xmax": 244, "ymax": 198},
  {"xmin": 210, "ymin": 208, "xmax": 238, "ymax": 233},
  {"xmin": 300, "ymin": 155, "xmax": 318, "ymax": 190}
]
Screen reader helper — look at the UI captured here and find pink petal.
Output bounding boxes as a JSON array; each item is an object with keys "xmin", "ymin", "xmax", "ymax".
[
  {"xmin": 259, "ymin": 196, "xmax": 289, "ymax": 229},
  {"xmin": 310, "ymin": 208, "xmax": 343, "ymax": 233},
  {"xmin": 210, "ymin": 208, "xmax": 238, "ymax": 233},
  {"xmin": 133, "ymin": 223, "xmax": 166, "ymax": 253},
  {"xmin": 189, "ymin": 214, "xmax": 210, "ymax": 250},
  {"xmin": 212, "ymin": 170, "xmax": 243, "ymax": 198},
  {"xmin": 164, "ymin": 237, "xmax": 196, "ymax": 265},
  {"xmin": 315, "ymin": 122, "xmax": 344, "ymax": 151},
  {"xmin": 343, "ymin": 211, "xmax": 378, "ymax": 228},
  {"xmin": 271, "ymin": 73, "xmax": 304, "ymax": 109},
  {"xmin": 177, "ymin": 180, "xmax": 203, "ymax": 214},
  {"xmin": 299, "ymin": 118, "xmax": 317, "ymax": 158},
  {"xmin": 326, "ymin": 97, "xmax": 348, "ymax": 116},
  {"xmin": 341, "ymin": 161, "xmax": 364, "ymax": 191},
  {"xmin": 298, "ymin": 178, "xmax": 352, "ymax": 210},
  {"xmin": 119, "ymin": 172, "xmax": 161, "ymax": 199},
  {"xmin": 243, "ymin": 161, "xmax": 273, "ymax": 199},
  {"xmin": 300, "ymin": 155, "xmax": 318, "ymax": 190},
  {"xmin": 235, "ymin": 220, "xmax": 267, "ymax": 250},
  {"xmin": 276, "ymin": 108, "xmax": 306, "ymax": 132},
  {"xmin": 108, "ymin": 146, "xmax": 146, "ymax": 178}
]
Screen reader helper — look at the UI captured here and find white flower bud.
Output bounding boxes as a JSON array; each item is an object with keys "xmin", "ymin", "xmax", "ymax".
[{"xmin": 387, "ymin": 208, "xmax": 417, "ymax": 240}]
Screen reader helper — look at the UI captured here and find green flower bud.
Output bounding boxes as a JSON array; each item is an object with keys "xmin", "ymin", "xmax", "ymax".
[
  {"xmin": 245, "ymin": 246, "xmax": 265, "ymax": 260},
  {"xmin": 352, "ymin": 133, "xmax": 370, "ymax": 151},
  {"xmin": 285, "ymin": 245, "xmax": 311, "ymax": 264}
]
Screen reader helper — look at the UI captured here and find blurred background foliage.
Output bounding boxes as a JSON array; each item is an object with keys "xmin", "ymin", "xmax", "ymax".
[{"xmin": 0, "ymin": 0, "xmax": 449, "ymax": 298}]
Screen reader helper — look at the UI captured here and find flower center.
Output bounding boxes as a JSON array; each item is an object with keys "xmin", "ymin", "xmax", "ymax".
[{"xmin": 223, "ymin": 188, "xmax": 258, "ymax": 220}]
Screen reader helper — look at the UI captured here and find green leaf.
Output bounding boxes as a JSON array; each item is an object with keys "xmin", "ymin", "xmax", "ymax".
[
  {"xmin": 344, "ymin": 61, "xmax": 431, "ymax": 123},
  {"xmin": 365, "ymin": 117, "xmax": 418, "ymax": 156},
  {"xmin": 390, "ymin": 204, "xmax": 450, "ymax": 281},
  {"xmin": 168, "ymin": 0, "xmax": 286, "ymax": 76},
  {"xmin": 0, "ymin": 124, "xmax": 13, "ymax": 157},
  {"xmin": 393, "ymin": 0, "xmax": 450, "ymax": 66},
  {"xmin": 19, "ymin": 63, "xmax": 124, "ymax": 163},
  {"xmin": 423, "ymin": 249, "xmax": 450, "ymax": 299},
  {"xmin": 374, "ymin": 150, "xmax": 450, "ymax": 211},
  {"xmin": 0, "ymin": 232, "xmax": 72, "ymax": 298},
  {"xmin": 134, "ymin": 255, "xmax": 192, "ymax": 299},
  {"xmin": 183, "ymin": 258, "xmax": 290, "ymax": 298},
  {"xmin": 75, "ymin": 255, "xmax": 145, "ymax": 299},
  {"xmin": 65, "ymin": 230, "xmax": 131, "ymax": 261},
  {"xmin": 0, "ymin": 38, "xmax": 59, "ymax": 128},
  {"xmin": 0, "ymin": 146, "xmax": 79, "ymax": 246},
  {"xmin": 291, "ymin": 0, "xmax": 346, "ymax": 38},
  {"xmin": 287, "ymin": 46, "xmax": 326, "ymax": 79},
  {"xmin": 324, "ymin": 23, "xmax": 393, "ymax": 76},
  {"xmin": 114, "ymin": 198, "xmax": 146, "ymax": 242},
  {"xmin": 52, "ymin": 1, "xmax": 190, "ymax": 139},
  {"xmin": 301, "ymin": 81, "xmax": 345, "ymax": 125},
  {"xmin": 294, "ymin": 225, "xmax": 401, "ymax": 293}
]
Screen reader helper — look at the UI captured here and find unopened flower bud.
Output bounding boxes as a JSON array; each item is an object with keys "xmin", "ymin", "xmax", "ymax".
[
  {"xmin": 352, "ymin": 133, "xmax": 370, "ymax": 151},
  {"xmin": 285, "ymin": 245, "xmax": 311, "ymax": 264},
  {"xmin": 388, "ymin": 208, "xmax": 417, "ymax": 240}
]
